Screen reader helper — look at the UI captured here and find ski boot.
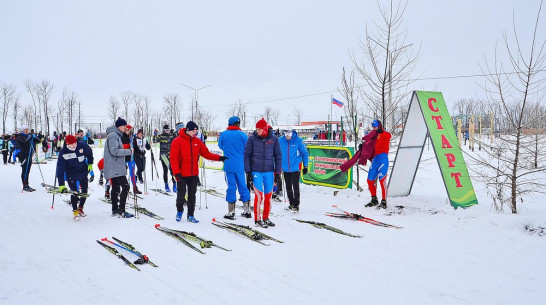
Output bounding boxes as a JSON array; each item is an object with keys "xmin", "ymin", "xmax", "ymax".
[
  {"xmin": 176, "ymin": 211, "xmax": 183, "ymax": 222},
  {"xmin": 187, "ymin": 216, "xmax": 199, "ymax": 223},
  {"xmin": 73, "ymin": 210, "xmax": 81, "ymax": 220},
  {"xmin": 377, "ymin": 199, "xmax": 387, "ymax": 209},
  {"xmin": 285, "ymin": 205, "xmax": 299, "ymax": 213},
  {"xmin": 365, "ymin": 196, "xmax": 379, "ymax": 208},
  {"xmin": 255, "ymin": 220, "xmax": 268, "ymax": 228},
  {"xmin": 105, "ymin": 190, "xmax": 110, "ymax": 199},
  {"xmin": 165, "ymin": 183, "xmax": 171, "ymax": 192},
  {"xmin": 78, "ymin": 206, "xmax": 87, "ymax": 217},
  {"xmin": 172, "ymin": 183, "xmax": 178, "ymax": 193},
  {"xmin": 241, "ymin": 201, "xmax": 252, "ymax": 218},
  {"xmin": 134, "ymin": 187, "xmax": 142, "ymax": 195},
  {"xmin": 263, "ymin": 218, "xmax": 275, "ymax": 227},
  {"xmin": 119, "ymin": 211, "xmax": 134, "ymax": 218},
  {"xmin": 224, "ymin": 202, "xmax": 236, "ymax": 220}
]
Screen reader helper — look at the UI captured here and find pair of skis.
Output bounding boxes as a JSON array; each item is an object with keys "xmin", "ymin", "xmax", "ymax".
[
  {"xmin": 97, "ymin": 237, "xmax": 158, "ymax": 271},
  {"xmin": 326, "ymin": 205, "xmax": 402, "ymax": 229},
  {"xmin": 98, "ymin": 197, "xmax": 163, "ymax": 220},
  {"xmin": 212, "ymin": 219, "xmax": 284, "ymax": 246},
  {"xmin": 155, "ymin": 224, "xmax": 231, "ymax": 254},
  {"xmin": 42, "ymin": 183, "xmax": 90, "ymax": 198},
  {"xmin": 295, "ymin": 219, "xmax": 362, "ymax": 238}
]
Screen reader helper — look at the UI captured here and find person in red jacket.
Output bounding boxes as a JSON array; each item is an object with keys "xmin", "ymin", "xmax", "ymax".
[
  {"xmin": 170, "ymin": 121, "xmax": 227, "ymax": 223},
  {"xmin": 365, "ymin": 119, "xmax": 392, "ymax": 209}
]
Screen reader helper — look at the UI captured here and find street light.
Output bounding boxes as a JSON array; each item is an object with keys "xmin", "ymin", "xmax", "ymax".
[{"xmin": 180, "ymin": 83, "xmax": 211, "ymax": 121}]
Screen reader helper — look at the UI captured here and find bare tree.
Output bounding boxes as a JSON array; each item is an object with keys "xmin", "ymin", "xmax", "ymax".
[
  {"xmin": 292, "ymin": 107, "xmax": 303, "ymax": 125},
  {"xmin": 36, "ymin": 80, "xmax": 54, "ymax": 134},
  {"xmin": 194, "ymin": 107, "xmax": 215, "ymax": 132},
  {"xmin": 470, "ymin": 1, "xmax": 546, "ymax": 214},
  {"xmin": 228, "ymin": 100, "xmax": 248, "ymax": 125},
  {"xmin": 12, "ymin": 94, "xmax": 20, "ymax": 132},
  {"xmin": 1, "ymin": 82, "xmax": 17, "ymax": 134},
  {"xmin": 338, "ymin": 67, "xmax": 359, "ymax": 145},
  {"xmin": 21, "ymin": 104, "xmax": 34, "ymax": 128},
  {"xmin": 107, "ymin": 96, "xmax": 120, "ymax": 123},
  {"xmin": 351, "ymin": 0, "xmax": 420, "ymax": 131},
  {"xmin": 24, "ymin": 80, "xmax": 40, "ymax": 131},
  {"xmin": 163, "ymin": 93, "xmax": 182, "ymax": 128},
  {"xmin": 65, "ymin": 91, "xmax": 79, "ymax": 134},
  {"xmin": 120, "ymin": 91, "xmax": 134, "ymax": 121},
  {"xmin": 261, "ymin": 106, "xmax": 280, "ymax": 126}
]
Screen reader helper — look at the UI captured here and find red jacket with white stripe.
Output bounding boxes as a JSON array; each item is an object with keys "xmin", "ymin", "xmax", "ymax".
[{"xmin": 170, "ymin": 128, "xmax": 221, "ymax": 177}]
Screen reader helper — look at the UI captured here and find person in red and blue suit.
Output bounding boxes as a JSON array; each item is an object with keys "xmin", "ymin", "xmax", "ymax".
[{"xmin": 365, "ymin": 119, "xmax": 392, "ymax": 209}]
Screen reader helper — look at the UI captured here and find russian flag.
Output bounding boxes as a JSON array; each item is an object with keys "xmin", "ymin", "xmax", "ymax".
[{"xmin": 332, "ymin": 98, "xmax": 343, "ymax": 108}]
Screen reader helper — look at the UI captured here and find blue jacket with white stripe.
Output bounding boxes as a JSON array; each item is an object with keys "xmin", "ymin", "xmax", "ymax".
[{"xmin": 56, "ymin": 141, "xmax": 94, "ymax": 185}]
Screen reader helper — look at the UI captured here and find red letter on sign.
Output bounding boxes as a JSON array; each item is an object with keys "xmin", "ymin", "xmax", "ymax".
[
  {"xmin": 451, "ymin": 172, "xmax": 463, "ymax": 187},
  {"xmin": 445, "ymin": 153, "xmax": 456, "ymax": 167},
  {"xmin": 428, "ymin": 98, "xmax": 439, "ymax": 112},
  {"xmin": 441, "ymin": 134, "xmax": 453, "ymax": 148},
  {"xmin": 431, "ymin": 115, "xmax": 444, "ymax": 129}
]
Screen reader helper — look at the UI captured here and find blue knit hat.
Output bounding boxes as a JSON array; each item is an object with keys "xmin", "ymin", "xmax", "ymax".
[
  {"xmin": 228, "ymin": 116, "xmax": 240, "ymax": 126},
  {"xmin": 115, "ymin": 117, "xmax": 127, "ymax": 127},
  {"xmin": 186, "ymin": 121, "xmax": 198, "ymax": 131},
  {"xmin": 175, "ymin": 122, "xmax": 185, "ymax": 131}
]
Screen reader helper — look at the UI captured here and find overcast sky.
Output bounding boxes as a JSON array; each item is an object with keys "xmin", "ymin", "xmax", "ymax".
[{"xmin": 1, "ymin": 0, "xmax": 544, "ymax": 130}]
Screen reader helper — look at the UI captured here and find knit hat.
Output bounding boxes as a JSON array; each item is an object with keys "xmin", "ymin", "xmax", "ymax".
[
  {"xmin": 20, "ymin": 125, "xmax": 29, "ymax": 131},
  {"xmin": 371, "ymin": 119, "xmax": 382, "ymax": 128},
  {"xmin": 115, "ymin": 117, "xmax": 127, "ymax": 127},
  {"xmin": 228, "ymin": 116, "xmax": 240, "ymax": 126},
  {"xmin": 137, "ymin": 128, "xmax": 143, "ymax": 134},
  {"xmin": 256, "ymin": 118, "xmax": 268, "ymax": 130},
  {"xmin": 126, "ymin": 125, "xmax": 132, "ymax": 130},
  {"xmin": 163, "ymin": 124, "xmax": 170, "ymax": 130},
  {"xmin": 186, "ymin": 121, "xmax": 198, "ymax": 131},
  {"xmin": 175, "ymin": 122, "xmax": 185, "ymax": 131},
  {"xmin": 65, "ymin": 135, "xmax": 77, "ymax": 145}
]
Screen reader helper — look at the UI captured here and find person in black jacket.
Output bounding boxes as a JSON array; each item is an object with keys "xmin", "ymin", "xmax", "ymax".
[
  {"xmin": 244, "ymin": 118, "xmax": 282, "ymax": 228},
  {"xmin": 56, "ymin": 135, "xmax": 94, "ymax": 219},
  {"xmin": 121, "ymin": 125, "xmax": 141, "ymax": 194},
  {"xmin": 15, "ymin": 126, "xmax": 37, "ymax": 191},
  {"xmin": 133, "ymin": 128, "xmax": 151, "ymax": 184},
  {"xmin": 155, "ymin": 124, "xmax": 177, "ymax": 192}
]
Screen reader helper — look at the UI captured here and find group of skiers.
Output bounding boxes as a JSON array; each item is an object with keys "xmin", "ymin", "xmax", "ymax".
[{"xmin": 13, "ymin": 114, "xmax": 391, "ymax": 227}]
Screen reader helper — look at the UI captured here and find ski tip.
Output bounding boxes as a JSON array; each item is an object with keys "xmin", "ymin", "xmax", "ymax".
[
  {"xmin": 212, "ymin": 218, "xmax": 216, "ymax": 222},
  {"xmin": 101, "ymin": 237, "xmax": 107, "ymax": 241},
  {"xmin": 154, "ymin": 224, "xmax": 160, "ymax": 228},
  {"xmin": 332, "ymin": 205, "xmax": 337, "ymax": 207}
]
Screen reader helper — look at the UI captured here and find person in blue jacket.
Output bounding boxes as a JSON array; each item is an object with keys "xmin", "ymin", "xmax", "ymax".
[
  {"xmin": 278, "ymin": 127, "xmax": 309, "ymax": 212},
  {"xmin": 244, "ymin": 118, "xmax": 282, "ymax": 228},
  {"xmin": 219, "ymin": 116, "xmax": 251, "ymax": 220},
  {"xmin": 56, "ymin": 134, "xmax": 94, "ymax": 220}
]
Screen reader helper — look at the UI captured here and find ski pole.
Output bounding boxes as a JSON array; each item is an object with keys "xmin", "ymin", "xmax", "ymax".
[
  {"xmin": 100, "ymin": 238, "xmax": 149, "ymax": 264},
  {"xmin": 282, "ymin": 172, "xmax": 287, "ymax": 203},
  {"xmin": 130, "ymin": 136, "xmax": 139, "ymax": 219},
  {"xmin": 203, "ymin": 164, "xmax": 208, "ymax": 209},
  {"xmin": 51, "ymin": 172, "xmax": 57, "ymax": 209},
  {"xmin": 34, "ymin": 149, "xmax": 46, "ymax": 185}
]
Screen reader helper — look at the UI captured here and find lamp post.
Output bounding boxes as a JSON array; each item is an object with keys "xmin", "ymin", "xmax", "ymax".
[{"xmin": 180, "ymin": 83, "xmax": 211, "ymax": 121}]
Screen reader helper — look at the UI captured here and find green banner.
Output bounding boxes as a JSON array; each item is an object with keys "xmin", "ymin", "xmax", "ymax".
[
  {"xmin": 416, "ymin": 91, "xmax": 478, "ymax": 208},
  {"xmin": 301, "ymin": 146, "xmax": 353, "ymax": 189}
]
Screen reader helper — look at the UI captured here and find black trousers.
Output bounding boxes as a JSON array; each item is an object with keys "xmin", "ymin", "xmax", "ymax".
[
  {"xmin": 283, "ymin": 171, "xmax": 301, "ymax": 207},
  {"xmin": 20, "ymin": 156, "xmax": 32, "ymax": 187},
  {"xmin": 2, "ymin": 151, "xmax": 7, "ymax": 164},
  {"xmin": 67, "ymin": 177, "xmax": 88, "ymax": 210},
  {"xmin": 176, "ymin": 176, "xmax": 199, "ymax": 217},
  {"xmin": 135, "ymin": 155, "xmax": 145, "ymax": 181},
  {"xmin": 111, "ymin": 176, "xmax": 130, "ymax": 213},
  {"xmin": 160, "ymin": 155, "xmax": 174, "ymax": 184}
]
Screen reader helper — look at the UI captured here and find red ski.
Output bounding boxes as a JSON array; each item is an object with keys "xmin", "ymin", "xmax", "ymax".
[{"xmin": 326, "ymin": 205, "xmax": 402, "ymax": 229}]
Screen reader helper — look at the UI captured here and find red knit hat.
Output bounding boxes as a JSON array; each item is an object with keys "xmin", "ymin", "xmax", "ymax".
[
  {"xmin": 65, "ymin": 135, "xmax": 77, "ymax": 145},
  {"xmin": 256, "ymin": 118, "xmax": 268, "ymax": 130}
]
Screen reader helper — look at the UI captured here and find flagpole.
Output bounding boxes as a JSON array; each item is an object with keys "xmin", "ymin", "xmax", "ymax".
[{"xmin": 329, "ymin": 94, "xmax": 333, "ymax": 146}]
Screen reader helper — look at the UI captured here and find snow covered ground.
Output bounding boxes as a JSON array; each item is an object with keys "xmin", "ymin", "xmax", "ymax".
[{"xmin": 1, "ymin": 145, "xmax": 545, "ymax": 305}]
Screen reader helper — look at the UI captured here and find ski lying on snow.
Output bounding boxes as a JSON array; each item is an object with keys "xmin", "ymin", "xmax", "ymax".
[
  {"xmin": 295, "ymin": 219, "xmax": 362, "ymax": 238},
  {"xmin": 155, "ymin": 224, "xmax": 206, "ymax": 254},
  {"xmin": 96, "ymin": 240, "xmax": 140, "ymax": 271},
  {"xmin": 326, "ymin": 205, "xmax": 402, "ymax": 229},
  {"xmin": 155, "ymin": 224, "xmax": 231, "ymax": 251},
  {"xmin": 212, "ymin": 219, "xmax": 270, "ymax": 246},
  {"xmin": 107, "ymin": 237, "xmax": 158, "ymax": 267},
  {"xmin": 225, "ymin": 222, "xmax": 284, "ymax": 243},
  {"xmin": 97, "ymin": 197, "xmax": 163, "ymax": 220}
]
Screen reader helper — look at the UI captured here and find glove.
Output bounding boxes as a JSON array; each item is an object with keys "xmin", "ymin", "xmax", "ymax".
[
  {"xmin": 87, "ymin": 164, "xmax": 93, "ymax": 172},
  {"xmin": 58, "ymin": 185, "xmax": 68, "ymax": 193},
  {"xmin": 302, "ymin": 167, "xmax": 308, "ymax": 175},
  {"xmin": 219, "ymin": 156, "xmax": 228, "ymax": 162},
  {"xmin": 246, "ymin": 172, "xmax": 253, "ymax": 188},
  {"xmin": 358, "ymin": 143, "xmax": 363, "ymax": 151},
  {"xmin": 175, "ymin": 173, "xmax": 183, "ymax": 183}
]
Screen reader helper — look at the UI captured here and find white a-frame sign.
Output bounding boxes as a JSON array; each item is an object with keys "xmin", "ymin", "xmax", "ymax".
[{"xmin": 388, "ymin": 91, "xmax": 478, "ymax": 209}]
